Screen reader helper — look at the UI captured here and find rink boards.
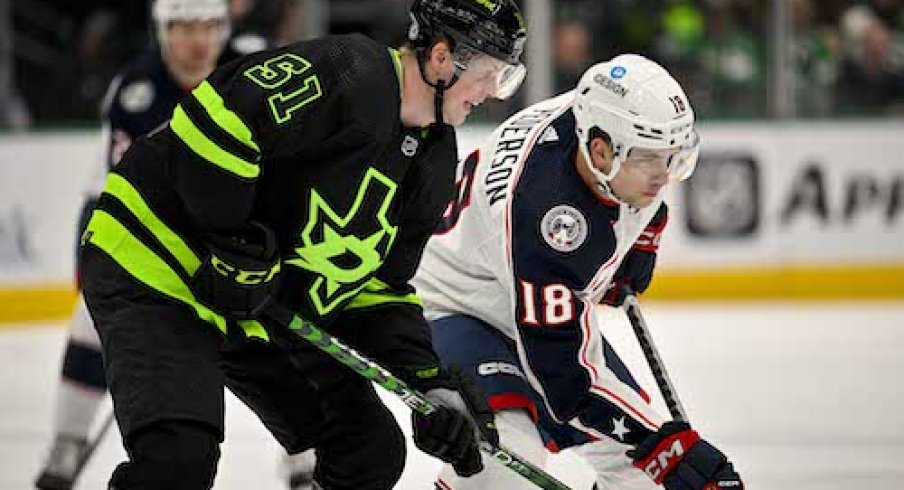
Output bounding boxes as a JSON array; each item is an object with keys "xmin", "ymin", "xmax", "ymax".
[{"xmin": 1, "ymin": 121, "xmax": 903, "ymax": 322}]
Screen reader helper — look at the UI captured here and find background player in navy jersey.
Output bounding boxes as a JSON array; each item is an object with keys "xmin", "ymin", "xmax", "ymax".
[
  {"xmin": 34, "ymin": 1, "xmax": 232, "ymax": 488},
  {"xmin": 76, "ymin": 0, "xmax": 528, "ymax": 488},
  {"xmin": 413, "ymin": 55, "xmax": 744, "ymax": 489}
]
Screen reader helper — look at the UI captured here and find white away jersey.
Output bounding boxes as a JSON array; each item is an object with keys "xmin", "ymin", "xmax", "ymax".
[{"xmin": 413, "ymin": 92, "xmax": 667, "ymax": 431}]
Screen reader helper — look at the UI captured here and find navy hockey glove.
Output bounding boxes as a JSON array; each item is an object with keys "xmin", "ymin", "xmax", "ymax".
[
  {"xmin": 629, "ymin": 421, "xmax": 743, "ymax": 490},
  {"xmin": 412, "ymin": 365, "xmax": 498, "ymax": 477},
  {"xmin": 601, "ymin": 249, "xmax": 657, "ymax": 306},
  {"xmin": 601, "ymin": 207, "xmax": 667, "ymax": 306},
  {"xmin": 192, "ymin": 221, "xmax": 281, "ymax": 320}
]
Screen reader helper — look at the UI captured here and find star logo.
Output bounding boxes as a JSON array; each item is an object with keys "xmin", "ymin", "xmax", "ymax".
[
  {"xmin": 286, "ymin": 167, "xmax": 398, "ymax": 315},
  {"xmin": 611, "ymin": 416, "xmax": 630, "ymax": 441}
]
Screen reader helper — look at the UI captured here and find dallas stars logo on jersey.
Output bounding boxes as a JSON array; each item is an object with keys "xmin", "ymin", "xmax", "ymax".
[{"xmin": 286, "ymin": 167, "xmax": 399, "ymax": 316}]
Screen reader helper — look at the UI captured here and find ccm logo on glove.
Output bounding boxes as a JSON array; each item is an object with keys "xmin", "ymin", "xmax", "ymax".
[
  {"xmin": 636, "ymin": 428, "xmax": 700, "ymax": 482},
  {"xmin": 210, "ymin": 254, "xmax": 280, "ymax": 285},
  {"xmin": 629, "ymin": 421, "xmax": 744, "ymax": 490}
]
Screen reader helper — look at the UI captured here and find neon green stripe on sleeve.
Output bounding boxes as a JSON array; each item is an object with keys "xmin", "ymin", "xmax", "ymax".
[
  {"xmin": 171, "ymin": 105, "xmax": 260, "ymax": 179},
  {"xmin": 193, "ymin": 81, "xmax": 260, "ymax": 153},
  {"xmin": 237, "ymin": 320, "xmax": 270, "ymax": 342},
  {"xmin": 85, "ymin": 211, "xmax": 229, "ymax": 335},
  {"xmin": 102, "ymin": 173, "xmax": 201, "ymax": 275}
]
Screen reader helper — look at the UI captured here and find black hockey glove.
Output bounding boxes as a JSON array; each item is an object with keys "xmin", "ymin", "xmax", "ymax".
[
  {"xmin": 192, "ymin": 221, "xmax": 281, "ymax": 320},
  {"xmin": 411, "ymin": 365, "xmax": 498, "ymax": 477},
  {"xmin": 629, "ymin": 421, "xmax": 743, "ymax": 490}
]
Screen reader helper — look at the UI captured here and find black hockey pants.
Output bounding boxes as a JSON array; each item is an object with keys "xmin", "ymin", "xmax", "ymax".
[{"xmin": 81, "ymin": 247, "xmax": 406, "ymax": 489}]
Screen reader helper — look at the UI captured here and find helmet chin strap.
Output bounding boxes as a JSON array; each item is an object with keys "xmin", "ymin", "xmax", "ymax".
[
  {"xmin": 415, "ymin": 51, "xmax": 459, "ymax": 126},
  {"xmin": 579, "ymin": 140, "xmax": 627, "ymax": 205},
  {"xmin": 433, "ymin": 79, "xmax": 447, "ymax": 126},
  {"xmin": 596, "ymin": 178, "xmax": 625, "ymax": 204},
  {"xmin": 593, "ymin": 167, "xmax": 627, "ymax": 205}
]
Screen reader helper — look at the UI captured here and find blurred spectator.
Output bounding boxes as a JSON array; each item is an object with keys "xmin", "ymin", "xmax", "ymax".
[
  {"xmin": 271, "ymin": 0, "xmax": 305, "ymax": 45},
  {"xmin": 223, "ymin": 0, "xmax": 270, "ymax": 58},
  {"xmin": 658, "ymin": 0, "xmax": 706, "ymax": 61},
  {"xmin": 12, "ymin": 0, "xmax": 299, "ymax": 126},
  {"xmin": 553, "ymin": 20, "xmax": 592, "ymax": 94},
  {"xmin": 0, "ymin": 0, "xmax": 30, "ymax": 130},
  {"xmin": 218, "ymin": 0, "xmax": 275, "ymax": 64},
  {"xmin": 13, "ymin": 1, "xmax": 147, "ymax": 124},
  {"xmin": 654, "ymin": 1, "xmax": 710, "ymax": 116},
  {"xmin": 791, "ymin": 0, "xmax": 842, "ymax": 117},
  {"xmin": 697, "ymin": 0, "xmax": 767, "ymax": 117},
  {"xmin": 327, "ymin": 0, "xmax": 410, "ymax": 47},
  {"xmin": 868, "ymin": 0, "xmax": 903, "ymax": 30},
  {"xmin": 73, "ymin": 10, "xmax": 123, "ymax": 120},
  {"xmin": 227, "ymin": 0, "xmax": 303, "ymax": 49},
  {"xmin": 8, "ymin": 0, "xmax": 904, "ymax": 124},
  {"xmin": 837, "ymin": 5, "xmax": 904, "ymax": 113}
]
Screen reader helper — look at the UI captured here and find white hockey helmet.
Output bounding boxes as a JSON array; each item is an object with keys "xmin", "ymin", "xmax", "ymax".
[
  {"xmin": 152, "ymin": 0, "xmax": 231, "ymax": 44},
  {"xmin": 573, "ymin": 54, "xmax": 699, "ymax": 187}
]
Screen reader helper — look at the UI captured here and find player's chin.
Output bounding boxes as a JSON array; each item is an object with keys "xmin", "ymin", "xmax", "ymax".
[
  {"xmin": 445, "ymin": 109, "xmax": 468, "ymax": 127},
  {"xmin": 193, "ymin": 56, "xmax": 218, "ymax": 68},
  {"xmin": 182, "ymin": 59, "xmax": 212, "ymax": 74},
  {"xmin": 630, "ymin": 195, "xmax": 656, "ymax": 208}
]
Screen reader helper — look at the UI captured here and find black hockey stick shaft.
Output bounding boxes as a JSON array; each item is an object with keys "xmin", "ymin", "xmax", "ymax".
[
  {"xmin": 71, "ymin": 404, "xmax": 116, "ymax": 482},
  {"xmin": 264, "ymin": 304, "xmax": 572, "ymax": 490},
  {"xmin": 621, "ymin": 289, "xmax": 688, "ymax": 422}
]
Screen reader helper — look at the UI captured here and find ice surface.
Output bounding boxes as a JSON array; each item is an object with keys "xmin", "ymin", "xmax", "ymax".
[{"xmin": 3, "ymin": 303, "xmax": 903, "ymax": 489}]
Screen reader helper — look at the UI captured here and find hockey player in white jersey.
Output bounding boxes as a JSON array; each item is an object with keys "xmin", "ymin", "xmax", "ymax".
[{"xmin": 413, "ymin": 55, "xmax": 744, "ymax": 489}]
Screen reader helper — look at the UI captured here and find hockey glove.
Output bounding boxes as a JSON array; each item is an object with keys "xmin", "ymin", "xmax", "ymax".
[
  {"xmin": 628, "ymin": 421, "xmax": 743, "ymax": 490},
  {"xmin": 601, "ymin": 249, "xmax": 657, "ymax": 306},
  {"xmin": 411, "ymin": 365, "xmax": 498, "ymax": 477},
  {"xmin": 601, "ymin": 207, "xmax": 667, "ymax": 306},
  {"xmin": 192, "ymin": 221, "xmax": 281, "ymax": 320}
]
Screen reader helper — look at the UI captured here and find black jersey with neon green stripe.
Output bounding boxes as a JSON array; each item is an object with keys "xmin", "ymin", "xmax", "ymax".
[{"xmin": 83, "ymin": 33, "xmax": 458, "ymax": 339}]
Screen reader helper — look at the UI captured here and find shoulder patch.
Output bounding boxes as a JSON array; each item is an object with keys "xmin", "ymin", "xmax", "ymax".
[
  {"xmin": 118, "ymin": 80, "xmax": 155, "ymax": 113},
  {"xmin": 230, "ymin": 34, "xmax": 269, "ymax": 56},
  {"xmin": 540, "ymin": 204, "xmax": 588, "ymax": 253}
]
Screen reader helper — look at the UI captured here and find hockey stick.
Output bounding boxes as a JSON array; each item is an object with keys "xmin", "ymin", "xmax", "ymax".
[
  {"xmin": 36, "ymin": 406, "xmax": 115, "ymax": 489},
  {"xmin": 263, "ymin": 304, "xmax": 572, "ymax": 490},
  {"xmin": 72, "ymin": 404, "xmax": 117, "ymax": 484},
  {"xmin": 621, "ymin": 288, "xmax": 688, "ymax": 422}
]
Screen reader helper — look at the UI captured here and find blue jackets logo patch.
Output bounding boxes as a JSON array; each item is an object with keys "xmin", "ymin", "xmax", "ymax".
[{"xmin": 540, "ymin": 204, "xmax": 588, "ymax": 253}]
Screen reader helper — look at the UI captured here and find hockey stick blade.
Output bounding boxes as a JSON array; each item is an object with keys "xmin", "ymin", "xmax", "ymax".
[
  {"xmin": 621, "ymin": 288, "xmax": 688, "ymax": 422},
  {"xmin": 268, "ymin": 305, "xmax": 572, "ymax": 490}
]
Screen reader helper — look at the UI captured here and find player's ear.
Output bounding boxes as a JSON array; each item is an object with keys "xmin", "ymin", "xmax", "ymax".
[
  {"xmin": 589, "ymin": 134, "xmax": 614, "ymax": 176},
  {"xmin": 426, "ymin": 39, "xmax": 455, "ymax": 83}
]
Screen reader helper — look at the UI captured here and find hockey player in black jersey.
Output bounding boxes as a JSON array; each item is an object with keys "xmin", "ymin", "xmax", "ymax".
[
  {"xmin": 78, "ymin": 0, "xmax": 527, "ymax": 488},
  {"xmin": 34, "ymin": 1, "xmax": 232, "ymax": 489},
  {"xmin": 414, "ymin": 55, "xmax": 744, "ymax": 489}
]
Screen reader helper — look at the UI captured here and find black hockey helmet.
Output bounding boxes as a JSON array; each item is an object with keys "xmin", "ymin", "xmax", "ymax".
[
  {"xmin": 409, "ymin": 0, "xmax": 527, "ymax": 100},
  {"xmin": 409, "ymin": 0, "xmax": 527, "ymax": 66}
]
